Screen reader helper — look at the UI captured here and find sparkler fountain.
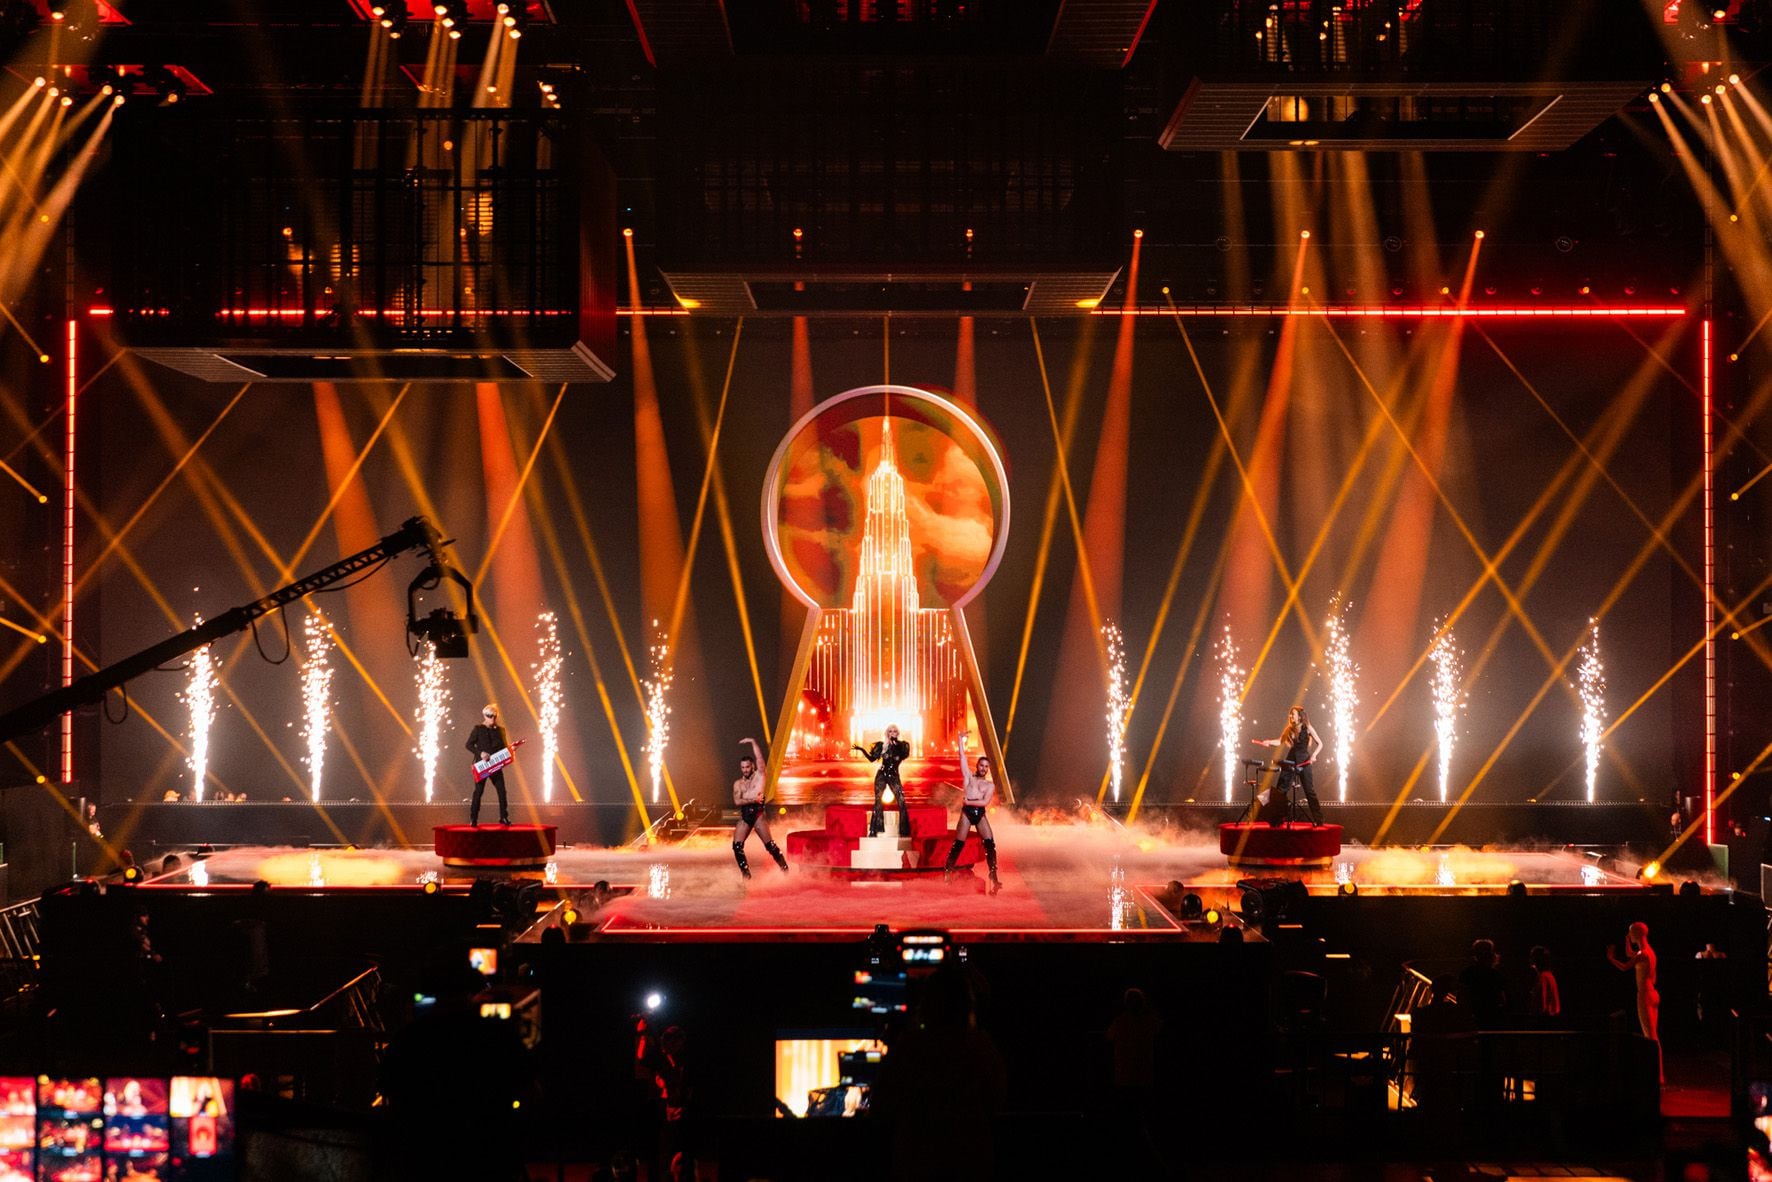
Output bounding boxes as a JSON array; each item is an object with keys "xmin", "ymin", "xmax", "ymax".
[
  {"xmin": 1218, "ymin": 625, "xmax": 1244, "ymax": 803},
  {"xmin": 181, "ymin": 622, "xmax": 219, "ymax": 802},
  {"xmin": 413, "ymin": 639, "xmax": 449, "ymax": 804},
  {"xmin": 1103, "ymin": 621, "xmax": 1128, "ymax": 803},
  {"xmin": 301, "ymin": 614, "xmax": 335, "ymax": 803},
  {"xmin": 644, "ymin": 621, "xmax": 673, "ymax": 805},
  {"xmin": 535, "ymin": 611, "xmax": 563, "ymax": 804},
  {"xmin": 1577, "ymin": 619, "xmax": 1606, "ymax": 803},
  {"xmin": 1324, "ymin": 596, "xmax": 1359, "ymax": 802},
  {"xmin": 1429, "ymin": 623, "xmax": 1463, "ymax": 804}
]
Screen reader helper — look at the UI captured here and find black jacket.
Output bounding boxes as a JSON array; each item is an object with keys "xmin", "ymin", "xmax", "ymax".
[{"xmin": 466, "ymin": 724, "xmax": 509, "ymax": 759}]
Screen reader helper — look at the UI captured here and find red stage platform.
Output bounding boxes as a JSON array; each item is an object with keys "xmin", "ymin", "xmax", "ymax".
[
  {"xmin": 1219, "ymin": 822, "xmax": 1342, "ymax": 867},
  {"xmin": 433, "ymin": 823, "xmax": 557, "ymax": 869},
  {"xmin": 786, "ymin": 803, "xmax": 984, "ymax": 875}
]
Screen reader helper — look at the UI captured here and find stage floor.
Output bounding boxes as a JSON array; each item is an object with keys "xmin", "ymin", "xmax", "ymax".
[{"xmin": 150, "ymin": 815, "xmax": 1659, "ymax": 941}]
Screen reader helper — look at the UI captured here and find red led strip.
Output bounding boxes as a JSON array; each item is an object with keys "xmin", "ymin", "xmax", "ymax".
[
  {"xmin": 61, "ymin": 320, "xmax": 76, "ymax": 786},
  {"xmin": 1703, "ymin": 318, "xmax": 1715, "ymax": 848}
]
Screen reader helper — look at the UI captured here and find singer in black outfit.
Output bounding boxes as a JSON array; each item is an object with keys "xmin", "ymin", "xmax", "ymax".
[
  {"xmin": 1253, "ymin": 705, "xmax": 1324, "ymax": 826},
  {"xmin": 853, "ymin": 724, "xmax": 912, "ymax": 837},
  {"xmin": 465, "ymin": 703, "xmax": 512, "ymax": 827}
]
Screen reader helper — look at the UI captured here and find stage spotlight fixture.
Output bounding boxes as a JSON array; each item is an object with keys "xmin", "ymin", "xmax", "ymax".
[
  {"xmin": 793, "ymin": 227, "xmax": 804, "ymax": 240},
  {"xmin": 1730, "ymin": 73, "xmax": 1741, "ymax": 85},
  {"xmin": 1648, "ymin": 91, "xmax": 1660, "ymax": 102},
  {"xmin": 147, "ymin": 66, "xmax": 186, "ymax": 106},
  {"xmin": 1202, "ymin": 907, "xmax": 1222, "ymax": 926},
  {"xmin": 1219, "ymin": 925, "xmax": 1243, "ymax": 944},
  {"xmin": 1640, "ymin": 860, "xmax": 1662, "ymax": 880},
  {"xmin": 1678, "ymin": 879, "xmax": 1701, "ymax": 898},
  {"xmin": 1702, "ymin": 94, "xmax": 1712, "ymax": 104},
  {"xmin": 1337, "ymin": 880, "xmax": 1358, "ymax": 897},
  {"xmin": 120, "ymin": 865, "xmax": 143, "ymax": 884},
  {"xmin": 46, "ymin": 0, "xmax": 69, "ymax": 22},
  {"xmin": 645, "ymin": 991, "xmax": 664, "ymax": 1011},
  {"xmin": 1506, "ymin": 880, "xmax": 1527, "ymax": 898},
  {"xmin": 422, "ymin": 879, "xmax": 440, "ymax": 895},
  {"xmin": 1179, "ymin": 892, "xmax": 1204, "ymax": 920},
  {"xmin": 252, "ymin": 880, "xmax": 271, "ymax": 894},
  {"xmin": 1299, "ymin": 229, "xmax": 1310, "ymax": 239},
  {"xmin": 562, "ymin": 906, "xmax": 579, "ymax": 924},
  {"xmin": 1474, "ymin": 229, "xmax": 1485, "ymax": 239},
  {"xmin": 1133, "ymin": 228, "xmax": 1143, "ymax": 239}
]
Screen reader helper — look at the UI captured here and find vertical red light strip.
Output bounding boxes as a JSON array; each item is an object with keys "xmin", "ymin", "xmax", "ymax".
[
  {"xmin": 61, "ymin": 319, "xmax": 76, "ymax": 786},
  {"xmin": 1702, "ymin": 318, "xmax": 1714, "ymax": 848}
]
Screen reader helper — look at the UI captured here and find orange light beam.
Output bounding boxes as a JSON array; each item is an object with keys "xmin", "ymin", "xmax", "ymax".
[
  {"xmin": 1315, "ymin": 312, "xmax": 1564, "ymax": 672},
  {"xmin": 283, "ymin": 382, "xmax": 411, "ymax": 576},
  {"xmin": 1003, "ymin": 315, "xmax": 1097, "ymax": 751},
  {"xmin": 1026, "ymin": 319, "xmax": 1105, "ymax": 664}
]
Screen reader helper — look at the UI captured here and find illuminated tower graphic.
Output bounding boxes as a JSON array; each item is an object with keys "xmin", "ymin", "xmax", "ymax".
[
  {"xmin": 764, "ymin": 386, "xmax": 1011, "ymax": 804},
  {"xmin": 849, "ymin": 420, "xmax": 923, "ymax": 746}
]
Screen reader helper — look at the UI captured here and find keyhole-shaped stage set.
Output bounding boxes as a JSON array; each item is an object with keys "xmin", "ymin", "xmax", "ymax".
[{"xmin": 760, "ymin": 386, "xmax": 1013, "ymax": 822}]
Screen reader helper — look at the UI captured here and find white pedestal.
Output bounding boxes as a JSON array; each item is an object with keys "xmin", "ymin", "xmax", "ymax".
[{"xmin": 854, "ymin": 815, "xmax": 914, "ymax": 868}]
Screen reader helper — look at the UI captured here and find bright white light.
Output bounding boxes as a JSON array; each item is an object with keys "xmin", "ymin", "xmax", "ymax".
[
  {"xmin": 413, "ymin": 640, "xmax": 450, "ymax": 804},
  {"xmin": 1576, "ymin": 618, "xmax": 1606, "ymax": 803},
  {"xmin": 1217, "ymin": 626, "xmax": 1244, "ymax": 803},
  {"xmin": 1324, "ymin": 595, "xmax": 1359, "ymax": 802},
  {"xmin": 643, "ymin": 621, "xmax": 673, "ymax": 805},
  {"xmin": 645, "ymin": 992, "xmax": 663, "ymax": 1011},
  {"xmin": 1580, "ymin": 864, "xmax": 1604, "ymax": 887},
  {"xmin": 1103, "ymin": 621, "xmax": 1128, "ymax": 803},
  {"xmin": 301, "ymin": 614, "xmax": 335, "ymax": 803},
  {"xmin": 181, "ymin": 621, "xmax": 220, "ymax": 802},
  {"xmin": 1428, "ymin": 623, "xmax": 1463, "ymax": 804},
  {"xmin": 648, "ymin": 863, "xmax": 671, "ymax": 900},
  {"xmin": 1109, "ymin": 859, "xmax": 1130, "ymax": 930},
  {"xmin": 534, "ymin": 611, "xmax": 563, "ymax": 803},
  {"xmin": 544, "ymin": 860, "xmax": 559, "ymax": 885},
  {"xmin": 189, "ymin": 860, "xmax": 208, "ymax": 887},
  {"xmin": 1435, "ymin": 855, "xmax": 1455, "ymax": 887}
]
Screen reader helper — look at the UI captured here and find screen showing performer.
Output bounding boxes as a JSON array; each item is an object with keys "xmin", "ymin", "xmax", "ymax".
[
  {"xmin": 731, "ymin": 738, "xmax": 789, "ymax": 880},
  {"xmin": 465, "ymin": 704, "xmax": 513, "ymax": 827}
]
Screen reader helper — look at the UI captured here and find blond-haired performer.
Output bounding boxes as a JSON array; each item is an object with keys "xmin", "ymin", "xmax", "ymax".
[{"xmin": 465, "ymin": 703, "xmax": 512, "ymax": 826}]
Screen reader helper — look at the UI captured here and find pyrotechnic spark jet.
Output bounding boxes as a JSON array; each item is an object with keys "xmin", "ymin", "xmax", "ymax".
[
  {"xmin": 643, "ymin": 620, "xmax": 673, "ymax": 805},
  {"xmin": 1103, "ymin": 621, "xmax": 1128, "ymax": 803},
  {"xmin": 180, "ymin": 619, "xmax": 219, "ymax": 802},
  {"xmin": 534, "ymin": 611, "xmax": 563, "ymax": 803},
  {"xmin": 301, "ymin": 614, "xmax": 335, "ymax": 803},
  {"xmin": 1324, "ymin": 596, "xmax": 1359, "ymax": 802},
  {"xmin": 413, "ymin": 640, "xmax": 450, "ymax": 804},
  {"xmin": 1428, "ymin": 624, "xmax": 1463, "ymax": 804},
  {"xmin": 1576, "ymin": 618, "xmax": 1606, "ymax": 803},
  {"xmin": 1218, "ymin": 625, "xmax": 1244, "ymax": 803}
]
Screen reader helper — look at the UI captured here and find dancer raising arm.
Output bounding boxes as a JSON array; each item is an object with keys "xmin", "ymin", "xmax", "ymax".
[
  {"xmin": 1252, "ymin": 705, "xmax": 1325, "ymax": 826},
  {"xmin": 1608, "ymin": 921, "xmax": 1662, "ymax": 1084},
  {"xmin": 731, "ymin": 737, "xmax": 789, "ymax": 880},
  {"xmin": 944, "ymin": 731, "xmax": 1001, "ymax": 894},
  {"xmin": 853, "ymin": 724, "xmax": 912, "ymax": 838}
]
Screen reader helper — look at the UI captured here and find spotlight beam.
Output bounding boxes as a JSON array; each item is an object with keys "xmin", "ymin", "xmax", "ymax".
[
  {"xmin": 1316, "ymin": 315, "xmax": 1565, "ymax": 673},
  {"xmin": 1027, "ymin": 320, "xmax": 1106, "ymax": 665}
]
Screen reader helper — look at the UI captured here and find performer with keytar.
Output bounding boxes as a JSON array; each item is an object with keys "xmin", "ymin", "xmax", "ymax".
[{"xmin": 465, "ymin": 702, "xmax": 521, "ymax": 827}]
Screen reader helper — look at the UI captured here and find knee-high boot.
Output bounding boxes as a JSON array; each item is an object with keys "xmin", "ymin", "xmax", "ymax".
[
  {"xmin": 764, "ymin": 841, "xmax": 789, "ymax": 873},
  {"xmin": 943, "ymin": 839, "xmax": 965, "ymax": 881},
  {"xmin": 983, "ymin": 838, "xmax": 1000, "ymax": 893},
  {"xmin": 732, "ymin": 841, "xmax": 751, "ymax": 880}
]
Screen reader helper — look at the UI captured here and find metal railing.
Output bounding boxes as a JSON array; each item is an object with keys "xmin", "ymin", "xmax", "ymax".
[{"xmin": 0, "ymin": 898, "xmax": 41, "ymax": 997}]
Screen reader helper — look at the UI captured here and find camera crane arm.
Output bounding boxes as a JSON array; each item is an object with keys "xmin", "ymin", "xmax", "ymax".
[{"xmin": 0, "ymin": 515, "xmax": 469, "ymax": 744}]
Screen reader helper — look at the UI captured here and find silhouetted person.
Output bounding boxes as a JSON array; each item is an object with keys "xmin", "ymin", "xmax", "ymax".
[
  {"xmin": 1529, "ymin": 946, "xmax": 1561, "ymax": 1021},
  {"xmin": 1459, "ymin": 939, "xmax": 1508, "ymax": 1027},
  {"xmin": 1609, "ymin": 921, "xmax": 1662, "ymax": 1085},
  {"xmin": 872, "ymin": 965, "xmax": 1005, "ymax": 1181}
]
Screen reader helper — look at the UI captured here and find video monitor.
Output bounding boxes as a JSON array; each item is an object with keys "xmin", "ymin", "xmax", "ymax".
[
  {"xmin": 168, "ymin": 1079, "xmax": 233, "ymax": 1177},
  {"xmin": 35, "ymin": 1078, "xmax": 101, "ymax": 1182},
  {"xmin": 0, "ymin": 1078, "xmax": 32, "ymax": 1182},
  {"xmin": 103, "ymin": 1078, "xmax": 168, "ymax": 1179},
  {"xmin": 850, "ymin": 970, "xmax": 907, "ymax": 1015},
  {"xmin": 773, "ymin": 1035, "xmax": 884, "ymax": 1119}
]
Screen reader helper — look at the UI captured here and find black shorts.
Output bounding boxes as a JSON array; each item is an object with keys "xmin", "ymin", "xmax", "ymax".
[
  {"xmin": 962, "ymin": 805, "xmax": 987, "ymax": 825},
  {"xmin": 738, "ymin": 802, "xmax": 765, "ymax": 826}
]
